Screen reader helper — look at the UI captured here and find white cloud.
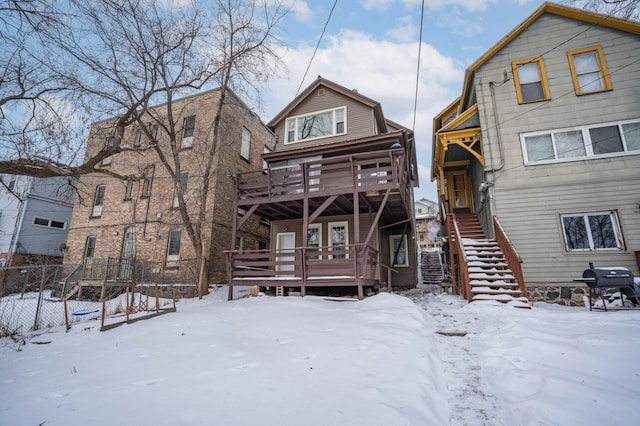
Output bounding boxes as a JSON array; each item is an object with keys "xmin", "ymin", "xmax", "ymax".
[
  {"xmin": 360, "ymin": 0, "xmax": 396, "ymax": 12},
  {"xmin": 385, "ymin": 15, "xmax": 418, "ymax": 42},
  {"xmin": 379, "ymin": 0, "xmax": 498, "ymax": 12},
  {"xmin": 438, "ymin": 8, "xmax": 485, "ymax": 37},
  {"xmin": 282, "ymin": 0, "xmax": 313, "ymax": 22}
]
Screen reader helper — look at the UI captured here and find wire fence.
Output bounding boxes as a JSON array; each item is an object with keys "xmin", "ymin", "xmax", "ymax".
[{"xmin": 0, "ymin": 260, "xmax": 199, "ymax": 338}]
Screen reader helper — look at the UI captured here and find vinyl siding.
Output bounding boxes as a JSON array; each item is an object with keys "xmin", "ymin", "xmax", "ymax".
[
  {"xmin": 474, "ymin": 13, "xmax": 640, "ymax": 285},
  {"xmin": 272, "ymin": 87, "xmax": 377, "ymax": 150}
]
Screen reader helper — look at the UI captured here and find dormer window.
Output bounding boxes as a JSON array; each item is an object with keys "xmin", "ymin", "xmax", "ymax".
[{"xmin": 285, "ymin": 106, "xmax": 346, "ymax": 144}]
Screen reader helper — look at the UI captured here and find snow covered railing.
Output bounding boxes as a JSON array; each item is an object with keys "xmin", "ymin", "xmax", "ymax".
[
  {"xmin": 493, "ymin": 216, "xmax": 527, "ymax": 298},
  {"xmin": 451, "ymin": 216, "xmax": 472, "ymax": 301}
]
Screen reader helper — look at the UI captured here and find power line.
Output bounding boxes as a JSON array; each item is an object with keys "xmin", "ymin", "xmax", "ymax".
[
  {"xmin": 295, "ymin": 0, "xmax": 339, "ymax": 97},
  {"xmin": 412, "ymin": 0, "xmax": 426, "ymax": 134}
]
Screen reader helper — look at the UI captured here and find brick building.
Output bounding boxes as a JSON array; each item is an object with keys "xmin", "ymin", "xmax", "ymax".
[{"xmin": 64, "ymin": 89, "xmax": 275, "ymax": 286}]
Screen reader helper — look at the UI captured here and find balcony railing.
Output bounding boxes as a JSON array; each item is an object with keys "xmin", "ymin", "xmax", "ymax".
[
  {"xmin": 235, "ymin": 149, "xmax": 409, "ymax": 204},
  {"xmin": 225, "ymin": 244, "xmax": 380, "ymax": 299}
]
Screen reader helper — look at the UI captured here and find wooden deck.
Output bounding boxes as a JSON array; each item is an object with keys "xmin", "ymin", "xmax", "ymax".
[{"xmin": 226, "ymin": 244, "xmax": 382, "ymax": 300}]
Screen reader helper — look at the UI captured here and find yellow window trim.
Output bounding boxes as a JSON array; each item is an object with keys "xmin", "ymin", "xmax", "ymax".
[
  {"xmin": 512, "ymin": 58, "xmax": 551, "ymax": 104},
  {"xmin": 567, "ymin": 45, "xmax": 613, "ymax": 96}
]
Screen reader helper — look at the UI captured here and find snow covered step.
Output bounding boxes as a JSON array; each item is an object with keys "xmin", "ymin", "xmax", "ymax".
[
  {"xmin": 470, "ymin": 286, "xmax": 522, "ymax": 295},
  {"xmin": 469, "ymin": 273, "xmax": 516, "ymax": 280},
  {"xmin": 467, "ymin": 255, "xmax": 506, "ymax": 262},
  {"xmin": 468, "ymin": 267, "xmax": 513, "ymax": 274},
  {"xmin": 461, "ymin": 238, "xmax": 495, "ymax": 245},
  {"xmin": 471, "ymin": 280, "xmax": 519, "ymax": 287},
  {"xmin": 468, "ymin": 261, "xmax": 509, "ymax": 267}
]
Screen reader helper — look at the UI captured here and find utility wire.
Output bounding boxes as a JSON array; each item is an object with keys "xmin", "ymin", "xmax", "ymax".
[
  {"xmin": 412, "ymin": 0, "xmax": 426, "ymax": 134},
  {"xmin": 295, "ymin": 0, "xmax": 339, "ymax": 97}
]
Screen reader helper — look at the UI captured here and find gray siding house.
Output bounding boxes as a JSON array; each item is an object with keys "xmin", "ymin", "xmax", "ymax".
[
  {"xmin": 432, "ymin": 2, "xmax": 640, "ymax": 305},
  {"xmin": 0, "ymin": 174, "xmax": 76, "ymax": 267}
]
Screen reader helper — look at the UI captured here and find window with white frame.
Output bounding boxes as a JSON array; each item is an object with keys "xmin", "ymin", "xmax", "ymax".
[
  {"xmin": 561, "ymin": 211, "xmax": 623, "ymax": 251},
  {"xmin": 33, "ymin": 217, "xmax": 66, "ymax": 229},
  {"xmin": 92, "ymin": 185, "xmax": 106, "ymax": 217},
  {"xmin": 512, "ymin": 58, "xmax": 551, "ymax": 103},
  {"xmin": 307, "ymin": 224, "xmax": 322, "ymax": 259},
  {"xmin": 181, "ymin": 115, "xmax": 195, "ymax": 148},
  {"xmin": 241, "ymin": 127, "xmax": 251, "ymax": 161},
  {"xmin": 521, "ymin": 119, "xmax": 640, "ymax": 164},
  {"xmin": 285, "ymin": 107, "xmax": 346, "ymax": 144},
  {"xmin": 328, "ymin": 221, "xmax": 348, "ymax": 259},
  {"xmin": 390, "ymin": 235, "xmax": 409, "ymax": 267},
  {"xmin": 567, "ymin": 46, "xmax": 612, "ymax": 95}
]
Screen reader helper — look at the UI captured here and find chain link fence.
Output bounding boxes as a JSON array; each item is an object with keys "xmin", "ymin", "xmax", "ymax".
[{"xmin": 0, "ymin": 260, "xmax": 199, "ymax": 338}]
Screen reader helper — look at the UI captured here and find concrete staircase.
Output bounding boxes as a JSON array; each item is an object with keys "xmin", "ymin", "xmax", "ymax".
[
  {"xmin": 420, "ymin": 251, "xmax": 444, "ymax": 286},
  {"xmin": 455, "ymin": 214, "xmax": 529, "ymax": 309}
]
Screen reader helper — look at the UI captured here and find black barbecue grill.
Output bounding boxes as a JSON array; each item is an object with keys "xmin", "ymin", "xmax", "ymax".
[{"xmin": 575, "ymin": 263, "xmax": 640, "ymax": 311}]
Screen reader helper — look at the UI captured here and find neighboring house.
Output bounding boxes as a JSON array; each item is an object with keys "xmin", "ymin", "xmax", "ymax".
[
  {"xmin": 414, "ymin": 197, "xmax": 439, "ymax": 252},
  {"xmin": 0, "ymin": 174, "xmax": 76, "ymax": 267},
  {"xmin": 432, "ymin": 2, "xmax": 640, "ymax": 305},
  {"xmin": 226, "ymin": 77, "xmax": 419, "ymax": 299},
  {"xmin": 64, "ymin": 89, "xmax": 275, "ymax": 288}
]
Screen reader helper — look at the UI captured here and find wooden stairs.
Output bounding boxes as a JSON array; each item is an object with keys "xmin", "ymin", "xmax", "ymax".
[{"xmin": 454, "ymin": 213, "xmax": 530, "ymax": 309}]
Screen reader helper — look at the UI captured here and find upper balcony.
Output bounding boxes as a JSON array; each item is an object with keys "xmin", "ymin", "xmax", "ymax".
[{"xmin": 233, "ymin": 148, "xmax": 412, "ymax": 221}]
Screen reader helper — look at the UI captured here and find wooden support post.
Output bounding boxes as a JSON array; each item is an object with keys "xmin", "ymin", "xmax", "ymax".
[{"xmin": 64, "ymin": 299, "xmax": 70, "ymax": 332}]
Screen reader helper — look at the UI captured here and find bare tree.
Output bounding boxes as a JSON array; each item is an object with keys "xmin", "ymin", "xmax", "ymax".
[
  {"xmin": 22, "ymin": 0, "xmax": 285, "ymax": 296},
  {"xmin": 563, "ymin": 0, "xmax": 640, "ymax": 21}
]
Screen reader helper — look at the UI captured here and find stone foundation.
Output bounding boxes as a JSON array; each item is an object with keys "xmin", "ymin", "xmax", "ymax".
[
  {"xmin": 139, "ymin": 284, "xmax": 199, "ymax": 300},
  {"xmin": 527, "ymin": 286, "xmax": 588, "ymax": 306}
]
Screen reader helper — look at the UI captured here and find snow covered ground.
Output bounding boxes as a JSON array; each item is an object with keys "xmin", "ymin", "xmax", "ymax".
[{"xmin": 1, "ymin": 287, "xmax": 639, "ymax": 426}]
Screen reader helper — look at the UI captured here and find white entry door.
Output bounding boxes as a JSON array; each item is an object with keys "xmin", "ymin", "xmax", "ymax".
[{"xmin": 276, "ymin": 232, "xmax": 296, "ymax": 273}]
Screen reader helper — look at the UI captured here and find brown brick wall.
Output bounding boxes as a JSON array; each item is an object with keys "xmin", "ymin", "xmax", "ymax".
[{"xmin": 65, "ymin": 89, "xmax": 275, "ymax": 286}]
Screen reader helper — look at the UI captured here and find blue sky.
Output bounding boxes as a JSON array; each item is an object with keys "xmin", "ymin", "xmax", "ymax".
[{"xmin": 260, "ymin": 0, "xmax": 552, "ymax": 201}]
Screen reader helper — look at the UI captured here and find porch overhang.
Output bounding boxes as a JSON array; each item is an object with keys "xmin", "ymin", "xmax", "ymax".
[{"xmin": 434, "ymin": 127, "xmax": 484, "ymax": 194}]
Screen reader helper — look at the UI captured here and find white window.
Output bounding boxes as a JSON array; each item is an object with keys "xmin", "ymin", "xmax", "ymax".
[
  {"xmin": 358, "ymin": 162, "xmax": 389, "ymax": 186},
  {"xmin": 328, "ymin": 221, "xmax": 348, "ymax": 259},
  {"xmin": 561, "ymin": 211, "xmax": 623, "ymax": 251},
  {"xmin": 285, "ymin": 107, "xmax": 346, "ymax": 144},
  {"xmin": 512, "ymin": 58, "xmax": 551, "ymax": 103},
  {"xmin": 307, "ymin": 224, "xmax": 322, "ymax": 260},
  {"xmin": 166, "ymin": 229, "xmax": 182, "ymax": 267},
  {"xmin": 521, "ymin": 119, "xmax": 640, "ymax": 164},
  {"xmin": 33, "ymin": 217, "xmax": 66, "ymax": 230},
  {"xmin": 92, "ymin": 185, "xmax": 105, "ymax": 217},
  {"xmin": 8, "ymin": 175, "xmax": 16, "ymax": 191},
  {"xmin": 181, "ymin": 115, "xmax": 195, "ymax": 148},
  {"xmin": 241, "ymin": 127, "xmax": 251, "ymax": 161},
  {"xmin": 390, "ymin": 235, "xmax": 409, "ymax": 267},
  {"xmin": 567, "ymin": 46, "xmax": 612, "ymax": 95},
  {"xmin": 234, "ymin": 236, "xmax": 243, "ymax": 252}
]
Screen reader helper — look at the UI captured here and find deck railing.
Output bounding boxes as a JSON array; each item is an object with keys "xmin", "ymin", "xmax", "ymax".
[
  {"xmin": 235, "ymin": 149, "xmax": 408, "ymax": 204},
  {"xmin": 226, "ymin": 244, "xmax": 379, "ymax": 298},
  {"xmin": 493, "ymin": 216, "xmax": 527, "ymax": 298}
]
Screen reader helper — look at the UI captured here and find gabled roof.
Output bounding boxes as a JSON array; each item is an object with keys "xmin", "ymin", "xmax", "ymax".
[
  {"xmin": 267, "ymin": 77, "xmax": 388, "ymax": 134},
  {"xmin": 459, "ymin": 2, "xmax": 640, "ymax": 110}
]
